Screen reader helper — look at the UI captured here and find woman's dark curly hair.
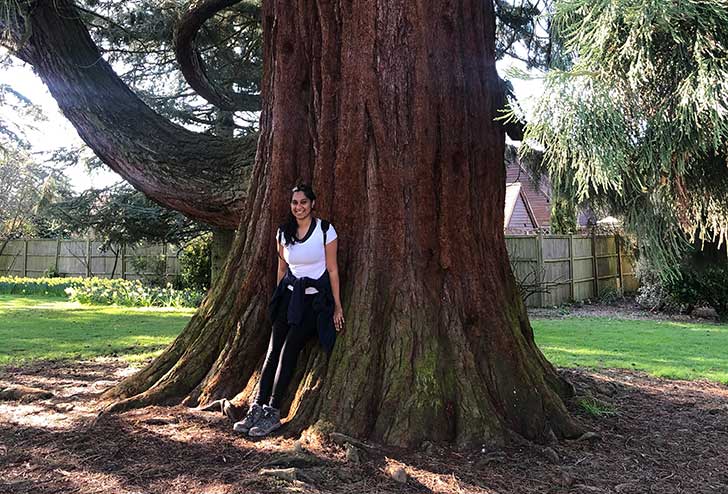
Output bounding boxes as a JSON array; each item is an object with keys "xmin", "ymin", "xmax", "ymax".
[{"xmin": 281, "ymin": 184, "xmax": 316, "ymax": 245}]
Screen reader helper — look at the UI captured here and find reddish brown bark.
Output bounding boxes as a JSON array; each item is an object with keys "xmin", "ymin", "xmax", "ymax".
[
  {"xmin": 102, "ymin": 0, "xmax": 581, "ymax": 447},
  {"xmin": 7, "ymin": 0, "xmax": 581, "ymax": 447}
]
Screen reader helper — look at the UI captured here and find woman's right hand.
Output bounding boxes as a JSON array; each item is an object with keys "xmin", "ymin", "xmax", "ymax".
[{"xmin": 333, "ymin": 305, "xmax": 345, "ymax": 332}]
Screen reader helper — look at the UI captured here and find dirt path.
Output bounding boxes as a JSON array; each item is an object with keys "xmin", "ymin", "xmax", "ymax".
[{"xmin": 1, "ymin": 358, "xmax": 727, "ymax": 493}]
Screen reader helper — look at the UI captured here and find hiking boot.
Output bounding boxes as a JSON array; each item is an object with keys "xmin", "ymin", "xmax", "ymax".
[
  {"xmin": 233, "ymin": 402, "xmax": 263, "ymax": 434},
  {"xmin": 248, "ymin": 405, "xmax": 281, "ymax": 437}
]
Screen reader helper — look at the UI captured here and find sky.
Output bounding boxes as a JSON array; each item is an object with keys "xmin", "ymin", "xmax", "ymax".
[
  {"xmin": 2, "ymin": 52, "xmax": 543, "ymax": 193},
  {"xmin": 1, "ymin": 57, "xmax": 121, "ymax": 192}
]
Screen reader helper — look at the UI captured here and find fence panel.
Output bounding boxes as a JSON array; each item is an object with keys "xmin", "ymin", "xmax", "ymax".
[
  {"xmin": 506, "ymin": 234, "xmax": 639, "ymax": 307},
  {"xmin": 58, "ymin": 240, "xmax": 88, "ymax": 277},
  {"xmin": 505, "ymin": 237, "xmax": 540, "ymax": 307},
  {"xmin": 26, "ymin": 239, "xmax": 58, "ymax": 277},
  {"xmin": 1, "ymin": 238, "xmax": 183, "ymax": 280},
  {"xmin": 621, "ymin": 253, "xmax": 639, "ymax": 293},
  {"xmin": 541, "ymin": 237, "xmax": 571, "ymax": 307},
  {"xmin": 0, "ymin": 240, "xmax": 25, "ymax": 276}
]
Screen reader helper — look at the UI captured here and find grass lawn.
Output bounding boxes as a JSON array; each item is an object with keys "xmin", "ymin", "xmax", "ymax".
[
  {"xmin": 533, "ymin": 317, "xmax": 728, "ymax": 384},
  {"xmin": 0, "ymin": 294, "xmax": 194, "ymax": 367},
  {"xmin": 2, "ymin": 295, "xmax": 728, "ymax": 385}
]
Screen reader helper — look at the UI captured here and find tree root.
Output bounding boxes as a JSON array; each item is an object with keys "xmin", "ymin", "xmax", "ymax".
[{"xmin": 194, "ymin": 398, "xmax": 242, "ymax": 421}]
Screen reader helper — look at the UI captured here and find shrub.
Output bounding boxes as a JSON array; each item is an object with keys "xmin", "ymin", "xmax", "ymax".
[
  {"xmin": 42, "ymin": 266, "xmax": 61, "ymax": 278},
  {"xmin": 0, "ymin": 276, "xmax": 203, "ymax": 308},
  {"xmin": 636, "ymin": 253, "xmax": 728, "ymax": 318},
  {"xmin": 177, "ymin": 234, "xmax": 211, "ymax": 291},
  {"xmin": 665, "ymin": 264, "xmax": 728, "ymax": 317},
  {"xmin": 0, "ymin": 276, "xmax": 81, "ymax": 297},
  {"xmin": 635, "ymin": 272, "xmax": 681, "ymax": 312},
  {"xmin": 65, "ymin": 278, "xmax": 204, "ymax": 308},
  {"xmin": 129, "ymin": 254, "xmax": 168, "ymax": 287},
  {"xmin": 598, "ymin": 286, "xmax": 621, "ymax": 305}
]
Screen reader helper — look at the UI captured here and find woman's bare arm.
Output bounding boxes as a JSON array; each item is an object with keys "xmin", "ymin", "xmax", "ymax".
[
  {"xmin": 325, "ymin": 239, "xmax": 344, "ymax": 331},
  {"xmin": 277, "ymin": 242, "xmax": 287, "ymax": 284}
]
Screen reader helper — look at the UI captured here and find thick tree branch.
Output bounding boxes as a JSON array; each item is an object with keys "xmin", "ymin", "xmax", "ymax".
[
  {"xmin": 174, "ymin": 0, "xmax": 259, "ymax": 112},
  {"xmin": 8, "ymin": 0, "xmax": 254, "ymax": 229}
]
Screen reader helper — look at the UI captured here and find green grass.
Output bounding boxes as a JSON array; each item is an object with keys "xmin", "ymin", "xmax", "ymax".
[
  {"xmin": 0, "ymin": 295, "xmax": 194, "ymax": 367},
  {"xmin": 3, "ymin": 295, "xmax": 728, "ymax": 386},
  {"xmin": 576, "ymin": 396, "xmax": 619, "ymax": 417},
  {"xmin": 533, "ymin": 317, "xmax": 728, "ymax": 384}
]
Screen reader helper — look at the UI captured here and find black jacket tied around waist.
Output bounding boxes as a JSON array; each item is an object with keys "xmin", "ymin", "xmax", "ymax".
[{"xmin": 268, "ymin": 269, "xmax": 336, "ymax": 353}]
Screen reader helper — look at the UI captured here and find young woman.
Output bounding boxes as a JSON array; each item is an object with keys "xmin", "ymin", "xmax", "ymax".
[{"xmin": 234, "ymin": 184, "xmax": 344, "ymax": 437}]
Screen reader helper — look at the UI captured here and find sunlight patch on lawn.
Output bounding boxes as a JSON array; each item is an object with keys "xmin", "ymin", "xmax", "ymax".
[
  {"xmin": 0, "ymin": 296, "xmax": 192, "ymax": 366},
  {"xmin": 533, "ymin": 317, "xmax": 728, "ymax": 385}
]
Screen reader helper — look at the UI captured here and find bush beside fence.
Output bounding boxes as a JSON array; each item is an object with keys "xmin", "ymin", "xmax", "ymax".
[{"xmin": 0, "ymin": 276, "xmax": 204, "ymax": 308}]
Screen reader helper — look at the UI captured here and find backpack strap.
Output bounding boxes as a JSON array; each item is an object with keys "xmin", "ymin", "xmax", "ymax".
[{"xmin": 321, "ymin": 219, "xmax": 330, "ymax": 246}]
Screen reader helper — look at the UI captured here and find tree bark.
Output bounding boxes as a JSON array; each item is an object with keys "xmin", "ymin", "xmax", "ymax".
[
  {"xmin": 99, "ymin": 0, "xmax": 582, "ymax": 448},
  {"xmin": 210, "ymin": 227, "xmax": 235, "ymax": 285},
  {"xmin": 8, "ymin": 0, "xmax": 254, "ymax": 229}
]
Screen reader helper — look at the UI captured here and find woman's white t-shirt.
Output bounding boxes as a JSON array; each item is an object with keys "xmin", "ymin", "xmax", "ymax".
[{"xmin": 278, "ymin": 219, "xmax": 337, "ymax": 294}]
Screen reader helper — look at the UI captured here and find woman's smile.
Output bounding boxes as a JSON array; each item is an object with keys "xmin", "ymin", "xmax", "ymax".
[{"xmin": 291, "ymin": 191, "xmax": 313, "ymax": 218}]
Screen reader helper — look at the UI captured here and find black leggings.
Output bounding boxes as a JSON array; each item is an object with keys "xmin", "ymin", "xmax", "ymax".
[{"xmin": 256, "ymin": 292, "xmax": 318, "ymax": 409}]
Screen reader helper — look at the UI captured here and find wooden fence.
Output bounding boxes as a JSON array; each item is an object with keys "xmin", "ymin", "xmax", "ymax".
[
  {"xmin": 0, "ymin": 239, "xmax": 180, "ymax": 281},
  {"xmin": 506, "ymin": 234, "xmax": 639, "ymax": 308},
  {"xmin": 1, "ymin": 235, "xmax": 637, "ymax": 307}
]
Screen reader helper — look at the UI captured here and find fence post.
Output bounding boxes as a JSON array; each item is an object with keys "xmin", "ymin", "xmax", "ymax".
[
  {"xmin": 162, "ymin": 243, "xmax": 168, "ymax": 281},
  {"xmin": 21, "ymin": 240, "xmax": 28, "ymax": 277},
  {"xmin": 86, "ymin": 239, "xmax": 92, "ymax": 277},
  {"xmin": 536, "ymin": 232, "xmax": 545, "ymax": 307},
  {"xmin": 121, "ymin": 244, "xmax": 127, "ymax": 280},
  {"xmin": 55, "ymin": 238, "xmax": 61, "ymax": 274},
  {"xmin": 591, "ymin": 230, "xmax": 599, "ymax": 298},
  {"xmin": 616, "ymin": 235, "xmax": 624, "ymax": 294},
  {"xmin": 569, "ymin": 234, "xmax": 575, "ymax": 301}
]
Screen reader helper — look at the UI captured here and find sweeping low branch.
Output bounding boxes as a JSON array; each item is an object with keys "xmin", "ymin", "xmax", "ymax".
[{"xmin": 174, "ymin": 0, "xmax": 260, "ymax": 112}]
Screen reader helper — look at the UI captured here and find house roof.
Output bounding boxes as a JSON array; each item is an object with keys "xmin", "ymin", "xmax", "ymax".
[{"xmin": 504, "ymin": 153, "xmax": 551, "ymax": 233}]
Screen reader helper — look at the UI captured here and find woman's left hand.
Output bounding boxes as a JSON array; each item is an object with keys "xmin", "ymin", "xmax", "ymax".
[{"xmin": 333, "ymin": 305, "xmax": 345, "ymax": 332}]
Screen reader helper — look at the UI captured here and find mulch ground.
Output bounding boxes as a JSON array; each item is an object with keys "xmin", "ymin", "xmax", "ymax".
[
  {"xmin": 528, "ymin": 298, "xmax": 710, "ymax": 323},
  {"xmin": 1, "ymin": 358, "xmax": 727, "ymax": 494}
]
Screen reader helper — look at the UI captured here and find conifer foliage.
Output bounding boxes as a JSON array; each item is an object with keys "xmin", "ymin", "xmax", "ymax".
[{"xmin": 524, "ymin": 0, "xmax": 728, "ymax": 273}]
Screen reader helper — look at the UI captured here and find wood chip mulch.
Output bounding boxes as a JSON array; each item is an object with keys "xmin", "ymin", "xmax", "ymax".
[{"xmin": 1, "ymin": 358, "xmax": 727, "ymax": 493}]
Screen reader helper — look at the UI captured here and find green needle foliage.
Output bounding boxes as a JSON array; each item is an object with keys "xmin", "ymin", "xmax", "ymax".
[{"xmin": 523, "ymin": 0, "xmax": 728, "ymax": 276}]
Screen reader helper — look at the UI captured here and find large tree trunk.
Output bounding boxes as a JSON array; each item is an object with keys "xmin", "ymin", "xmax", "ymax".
[{"xmin": 101, "ymin": 0, "xmax": 582, "ymax": 447}]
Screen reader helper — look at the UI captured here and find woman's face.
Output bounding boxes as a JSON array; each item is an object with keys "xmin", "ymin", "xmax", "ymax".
[{"xmin": 290, "ymin": 191, "xmax": 314, "ymax": 221}]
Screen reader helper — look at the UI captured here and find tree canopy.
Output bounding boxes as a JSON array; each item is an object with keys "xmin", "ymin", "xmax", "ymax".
[
  {"xmin": 0, "ymin": 144, "xmax": 71, "ymax": 243},
  {"xmin": 523, "ymin": 0, "xmax": 728, "ymax": 273},
  {"xmin": 35, "ymin": 183, "xmax": 208, "ymax": 249},
  {"xmin": 78, "ymin": 0, "xmax": 262, "ymax": 131}
]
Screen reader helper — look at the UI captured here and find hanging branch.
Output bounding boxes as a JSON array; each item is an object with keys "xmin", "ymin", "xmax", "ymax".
[{"xmin": 174, "ymin": 0, "xmax": 259, "ymax": 112}]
